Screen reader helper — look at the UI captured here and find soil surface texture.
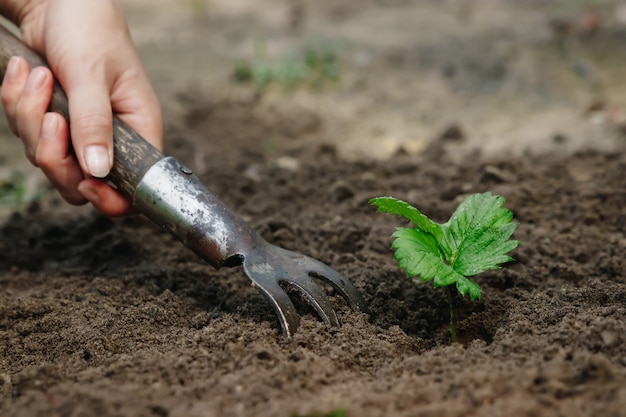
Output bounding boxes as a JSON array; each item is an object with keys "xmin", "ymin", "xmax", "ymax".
[{"xmin": 2, "ymin": 1, "xmax": 626, "ymax": 416}]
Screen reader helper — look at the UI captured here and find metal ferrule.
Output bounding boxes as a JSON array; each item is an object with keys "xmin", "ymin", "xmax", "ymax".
[{"xmin": 133, "ymin": 157, "xmax": 250, "ymax": 269}]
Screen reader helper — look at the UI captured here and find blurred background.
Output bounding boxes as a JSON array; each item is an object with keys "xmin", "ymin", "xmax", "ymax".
[{"xmin": 2, "ymin": 0, "xmax": 626, "ymax": 213}]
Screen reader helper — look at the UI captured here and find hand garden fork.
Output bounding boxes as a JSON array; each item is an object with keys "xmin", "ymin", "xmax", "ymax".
[{"xmin": 0, "ymin": 24, "xmax": 368, "ymax": 337}]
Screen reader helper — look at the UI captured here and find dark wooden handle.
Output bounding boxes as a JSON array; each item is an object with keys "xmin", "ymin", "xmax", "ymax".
[{"xmin": 0, "ymin": 24, "xmax": 164, "ymax": 196}]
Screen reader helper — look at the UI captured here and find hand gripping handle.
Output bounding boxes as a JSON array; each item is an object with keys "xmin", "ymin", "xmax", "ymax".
[
  {"xmin": 0, "ymin": 23, "xmax": 250, "ymax": 269},
  {"xmin": 0, "ymin": 24, "xmax": 164, "ymax": 196}
]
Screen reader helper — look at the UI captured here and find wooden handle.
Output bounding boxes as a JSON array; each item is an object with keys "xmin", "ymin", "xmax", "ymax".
[{"xmin": 0, "ymin": 24, "xmax": 164, "ymax": 196}]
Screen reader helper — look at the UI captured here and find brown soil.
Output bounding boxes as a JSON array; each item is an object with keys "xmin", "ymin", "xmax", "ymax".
[{"xmin": 3, "ymin": 1, "xmax": 626, "ymax": 416}]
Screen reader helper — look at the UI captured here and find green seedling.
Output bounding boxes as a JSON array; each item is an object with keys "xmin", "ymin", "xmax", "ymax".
[
  {"xmin": 0, "ymin": 171, "xmax": 48, "ymax": 211},
  {"xmin": 0, "ymin": 171, "xmax": 27, "ymax": 209},
  {"xmin": 291, "ymin": 409, "xmax": 347, "ymax": 417},
  {"xmin": 233, "ymin": 41, "xmax": 339, "ymax": 89},
  {"xmin": 370, "ymin": 192, "xmax": 520, "ymax": 342}
]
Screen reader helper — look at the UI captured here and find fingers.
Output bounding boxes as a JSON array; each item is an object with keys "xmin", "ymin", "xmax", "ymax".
[
  {"xmin": 77, "ymin": 179, "xmax": 133, "ymax": 217},
  {"xmin": 1, "ymin": 56, "xmax": 29, "ymax": 136},
  {"xmin": 35, "ymin": 112, "xmax": 87, "ymax": 205},
  {"xmin": 2, "ymin": 57, "xmax": 55, "ymax": 166},
  {"xmin": 109, "ymin": 56, "xmax": 164, "ymax": 151},
  {"xmin": 36, "ymin": 112, "xmax": 133, "ymax": 215},
  {"xmin": 1, "ymin": 0, "xmax": 159, "ymax": 217},
  {"xmin": 65, "ymin": 77, "xmax": 114, "ymax": 179},
  {"xmin": 1, "ymin": 58, "xmax": 89, "ymax": 205},
  {"xmin": 0, "ymin": 57, "xmax": 148, "ymax": 216},
  {"xmin": 15, "ymin": 67, "xmax": 54, "ymax": 164}
]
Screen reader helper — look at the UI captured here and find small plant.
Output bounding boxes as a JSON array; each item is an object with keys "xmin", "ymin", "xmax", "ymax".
[
  {"xmin": 233, "ymin": 41, "xmax": 339, "ymax": 89},
  {"xmin": 370, "ymin": 192, "xmax": 520, "ymax": 343},
  {"xmin": 291, "ymin": 409, "xmax": 347, "ymax": 417},
  {"xmin": 0, "ymin": 171, "xmax": 48, "ymax": 211},
  {"xmin": 0, "ymin": 171, "xmax": 27, "ymax": 209}
]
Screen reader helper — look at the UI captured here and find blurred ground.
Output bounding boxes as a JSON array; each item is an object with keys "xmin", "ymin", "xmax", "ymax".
[
  {"xmin": 4, "ymin": 0, "xmax": 626, "ymax": 207},
  {"xmin": 2, "ymin": 1, "xmax": 626, "ymax": 416},
  {"xmin": 125, "ymin": 0, "xmax": 626, "ymax": 160}
]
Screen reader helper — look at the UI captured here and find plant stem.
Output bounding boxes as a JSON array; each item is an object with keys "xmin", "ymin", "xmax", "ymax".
[{"xmin": 446, "ymin": 285, "xmax": 458, "ymax": 343}]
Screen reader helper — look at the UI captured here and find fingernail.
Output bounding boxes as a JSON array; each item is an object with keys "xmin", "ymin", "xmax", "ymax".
[
  {"xmin": 41, "ymin": 113, "xmax": 58, "ymax": 140},
  {"xmin": 84, "ymin": 145, "xmax": 111, "ymax": 178},
  {"xmin": 5, "ymin": 56, "xmax": 20, "ymax": 81},
  {"xmin": 25, "ymin": 67, "xmax": 46, "ymax": 90},
  {"xmin": 77, "ymin": 182, "xmax": 100, "ymax": 204}
]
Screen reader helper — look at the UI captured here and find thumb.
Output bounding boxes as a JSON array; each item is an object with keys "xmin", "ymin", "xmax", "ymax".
[{"xmin": 66, "ymin": 79, "xmax": 114, "ymax": 178}]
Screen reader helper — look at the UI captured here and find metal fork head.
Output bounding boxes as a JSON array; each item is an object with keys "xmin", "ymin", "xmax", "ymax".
[
  {"xmin": 240, "ymin": 238, "xmax": 369, "ymax": 337},
  {"xmin": 133, "ymin": 156, "xmax": 368, "ymax": 337}
]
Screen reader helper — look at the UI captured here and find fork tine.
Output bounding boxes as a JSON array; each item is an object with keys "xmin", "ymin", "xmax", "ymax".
[
  {"xmin": 244, "ymin": 268, "xmax": 300, "ymax": 337},
  {"xmin": 305, "ymin": 259, "xmax": 370, "ymax": 314},
  {"xmin": 282, "ymin": 278, "xmax": 339, "ymax": 326},
  {"xmin": 239, "ymin": 240, "xmax": 368, "ymax": 336}
]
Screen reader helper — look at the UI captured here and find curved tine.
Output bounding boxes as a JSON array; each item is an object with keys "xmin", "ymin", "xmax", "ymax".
[
  {"xmin": 304, "ymin": 258, "xmax": 370, "ymax": 314},
  {"xmin": 243, "ymin": 264, "xmax": 300, "ymax": 337},
  {"xmin": 282, "ymin": 277, "xmax": 339, "ymax": 327}
]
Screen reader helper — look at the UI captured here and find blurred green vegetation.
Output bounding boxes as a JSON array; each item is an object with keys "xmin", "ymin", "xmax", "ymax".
[
  {"xmin": 0, "ymin": 172, "xmax": 27, "ymax": 209},
  {"xmin": 291, "ymin": 409, "xmax": 347, "ymax": 417},
  {"xmin": 555, "ymin": 0, "xmax": 613, "ymax": 12},
  {"xmin": 0, "ymin": 171, "xmax": 44, "ymax": 210},
  {"xmin": 233, "ymin": 41, "xmax": 340, "ymax": 89}
]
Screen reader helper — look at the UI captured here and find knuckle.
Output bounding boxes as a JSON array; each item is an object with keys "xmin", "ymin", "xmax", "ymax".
[
  {"xmin": 1, "ymin": 87, "xmax": 15, "ymax": 109},
  {"xmin": 71, "ymin": 113, "xmax": 112, "ymax": 141},
  {"xmin": 14, "ymin": 93, "xmax": 43, "ymax": 122},
  {"xmin": 34, "ymin": 149, "xmax": 53, "ymax": 170},
  {"xmin": 14, "ymin": 97, "xmax": 29, "ymax": 119},
  {"xmin": 1, "ymin": 89, "xmax": 20, "ymax": 127}
]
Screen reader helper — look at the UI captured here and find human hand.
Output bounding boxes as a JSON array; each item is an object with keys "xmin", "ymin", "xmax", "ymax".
[{"xmin": 0, "ymin": 0, "xmax": 163, "ymax": 216}]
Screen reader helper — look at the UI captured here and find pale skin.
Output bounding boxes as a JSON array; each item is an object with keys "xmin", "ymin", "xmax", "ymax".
[{"xmin": 0, "ymin": 0, "xmax": 163, "ymax": 216}]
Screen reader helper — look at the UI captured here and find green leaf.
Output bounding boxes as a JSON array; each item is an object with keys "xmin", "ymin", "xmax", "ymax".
[
  {"xmin": 372, "ymin": 192, "xmax": 520, "ymax": 300},
  {"xmin": 369, "ymin": 197, "xmax": 443, "ymax": 241},
  {"xmin": 391, "ymin": 228, "xmax": 451, "ymax": 284},
  {"xmin": 455, "ymin": 276, "xmax": 482, "ymax": 300},
  {"xmin": 389, "ymin": 228, "xmax": 480, "ymax": 297},
  {"xmin": 442, "ymin": 192, "xmax": 521, "ymax": 277}
]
